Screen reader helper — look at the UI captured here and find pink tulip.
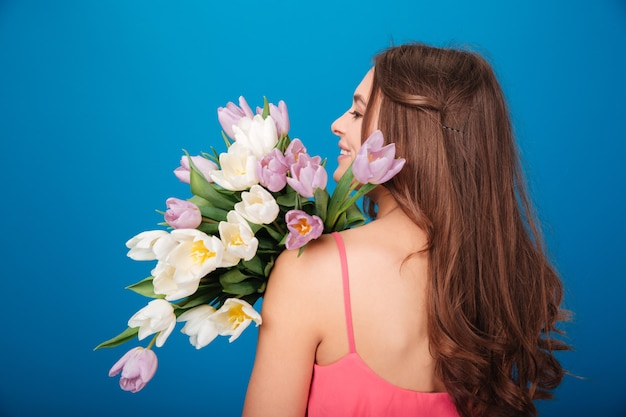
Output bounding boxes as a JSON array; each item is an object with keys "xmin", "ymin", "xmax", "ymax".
[
  {"xmin": 286, "ymin": 154, "xmax": 327, "ymax": 198},
  {"xmin": 257, "ymin": 148, "xmax": 289, "ymax": 192},
  {"xmin": 217, "ymin": 96, "xmax": 254, "ymax": 139},
  {"xmin": 164, "ymin": 198, "xmax": 202, "ymax": 229},
  {"xmin": 109, "ymin": 347, "xmax": 158, "ymax": 393},
  {"xmin": 352, "ymin": 130, "xmax": 406, "ymax": 184},
  {"xmin": 256, "ymin": 100, "xmax": 290, "ymax": 137},
  {"xmin": 173, "ymin": 155, "xmax": 217, "ymax": 184},
  {"xmin": 284, "ymin": 138, "xmax": 308, "ymax": 166},
  {"xmin": 285, "ymin": 210, "xmax": 324, "ymax": 250}
]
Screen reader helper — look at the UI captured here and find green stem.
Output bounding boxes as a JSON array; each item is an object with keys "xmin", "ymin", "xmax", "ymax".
[
  {"xmin": 337, "ymin": 183, "xmax": 375, "ymax": 214},
  {"xmin": 327, "ymin": 180, "xmax": 370, "ymax": 231},
  {"xmin": 272, "ymin": 220, "xmax": 286, "ymax": 235},
  {"xmin": 146, "ymin": 334, "xmax": 158, "ymax": 350},
  {"xmin": 295, "ymin": 193, "xmax": 302, "ymax": 211}
]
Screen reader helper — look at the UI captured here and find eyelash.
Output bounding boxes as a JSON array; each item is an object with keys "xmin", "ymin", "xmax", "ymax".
[{"xmin": 349, "ymin": 110, "xmax": 363, "ymax": 119}]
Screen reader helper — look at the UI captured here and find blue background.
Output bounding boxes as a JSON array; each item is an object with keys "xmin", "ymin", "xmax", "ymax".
[{"xmin": 1, "ymin": 1, "xmax": 625, "ymax": 416}]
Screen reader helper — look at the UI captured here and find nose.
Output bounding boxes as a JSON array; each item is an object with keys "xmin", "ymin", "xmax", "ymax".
[{"xmin": 331, "ymin": 112, "xmax": 346, "ymax": 137}]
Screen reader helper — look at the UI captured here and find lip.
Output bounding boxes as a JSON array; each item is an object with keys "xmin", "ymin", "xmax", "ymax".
[{"xmin": 337, "ymin": 142, "xmax": 351, "ymax": 161}]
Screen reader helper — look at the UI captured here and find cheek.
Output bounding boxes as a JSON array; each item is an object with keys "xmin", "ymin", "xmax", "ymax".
[{"xmin": 349, "ymin": 138, "xmax": 362, "ymax": 154}]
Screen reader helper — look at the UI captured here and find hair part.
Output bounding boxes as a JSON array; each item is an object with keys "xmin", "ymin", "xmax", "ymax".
[{"xmin": 364, "ymin": 43, "xmax": 570, "ymax": 417}]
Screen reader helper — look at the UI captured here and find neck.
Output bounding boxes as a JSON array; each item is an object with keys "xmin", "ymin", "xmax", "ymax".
[{"xmin": 368, "ymin": 186, "xmax": 400, "ymax": 218}]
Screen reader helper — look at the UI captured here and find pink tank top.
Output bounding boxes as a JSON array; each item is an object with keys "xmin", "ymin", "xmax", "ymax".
[{"xmin": 306, "ymin": 232, "xmax": 460, "ymax": 417}]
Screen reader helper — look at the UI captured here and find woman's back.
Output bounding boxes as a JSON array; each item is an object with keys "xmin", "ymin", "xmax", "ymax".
[
  {"xmin": 312, "ymin": 206, "xmax": 442, "ymax": 393},
  {"xmin": 305, "ymin": 207, "xmax": 461, "ymax": 416}
]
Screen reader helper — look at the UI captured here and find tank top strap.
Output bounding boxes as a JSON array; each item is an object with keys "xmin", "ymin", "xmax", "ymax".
[{"xmin": 331, "ymin": 232, "xmax": 356, "ymax": 354}]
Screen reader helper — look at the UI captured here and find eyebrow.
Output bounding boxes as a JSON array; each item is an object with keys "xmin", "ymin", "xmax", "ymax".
[{"xmin": 353, "ymin": 94, "xmax": 367, "ymax": 108}]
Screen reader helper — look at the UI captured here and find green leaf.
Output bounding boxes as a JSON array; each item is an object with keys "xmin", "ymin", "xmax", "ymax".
[
  {"xmin": 344, "ymin": 201, "xmax": 367, "ymax": 229},
  {"xmin": 276, "ymin": 189, "xmax": 298, "ymax": 207},
  {"xmin": 261, "ymin": 223, "xmax": 284, "ymax": 242},
  {"xmin": 337, "ymin": 183, "xmax": 375, "ymax": 215},
  {"xmin": 221, "ymin": 131, "xmax": 232, "ymax": 148},
  {"xmin": 202, "ymin": 150, "xmax": 218, "ymax": 164},
  {"xmin": 188, "ymin": 196, "xmax": 229, "ymax": 221},
  {"xmin": 334, "ymin": 211, "xmax": 347, "ymax": 231},
  {"xmin": 222, "ymin": 280, "xmax": 260, "ymax": 295},
  {"xmin": 197, "ymin": 222, "xmax": 219, "ymax": 235},
  {"xmin": 326, "ymin": 166, "xmax": 356, "ymax": 229},
  {"xmin": 125, "ymin": 277, "xmax": 163, "ymax": 299},
  {"xmin": 261, "ymin": 96, "xmax": 270, "ymax": 118},
  {"xmin": 258, "ymin": 235, "xmax": 280, "ymax": 250},
  {"xmin": 94, "ymin": 327, "xmax": 139, "ymax": 350},
  {"xmin": 276, "ymin": 134, "xmax": 291, "ymax": 152},
  {"xmin": 263, "ymin": 257, "xmax": 275, "ymax": 277},
  {"xmin": 242, "ymin": 256, "xmax": 265, "ymax": 276},
  {"xmin": 210, "ymin": 146, "xmax": 221, "ymax": 165},
  {"xmin": 220, "ymin": 269, "xmax": 251, "ymax": 285},
  {"xmin": 314, "ymin": 187, "xmax": 329, "ymax": 220},
  {"xmin": 176, "ymin": 292, "xmax": 219, "ymax": 310}
]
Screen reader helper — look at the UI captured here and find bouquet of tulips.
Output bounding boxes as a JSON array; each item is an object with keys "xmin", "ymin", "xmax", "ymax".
[{"xmin": 97, "ymin": 96, "xmax": 405, "ymax": 393}]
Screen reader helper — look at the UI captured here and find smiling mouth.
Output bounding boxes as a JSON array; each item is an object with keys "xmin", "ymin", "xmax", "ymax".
[{"xmin": 339, "ymin": 149, "xmax": 350, "ymax": 156}]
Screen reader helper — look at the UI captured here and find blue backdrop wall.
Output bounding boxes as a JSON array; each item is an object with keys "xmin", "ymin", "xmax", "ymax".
[{"xmin": 1, "ymin": 1, "xmax": 625, "ymax": 416}]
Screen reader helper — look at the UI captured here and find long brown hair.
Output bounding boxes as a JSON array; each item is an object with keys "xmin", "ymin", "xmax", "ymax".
[{"xmin": 363, "ymin": 43, "xmax": 570, "ymax": 417}]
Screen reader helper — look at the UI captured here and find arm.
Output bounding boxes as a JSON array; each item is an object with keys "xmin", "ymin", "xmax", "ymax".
[{"xmin": 242, "ymin": 247, "xmax": 324, "ymax": 417}]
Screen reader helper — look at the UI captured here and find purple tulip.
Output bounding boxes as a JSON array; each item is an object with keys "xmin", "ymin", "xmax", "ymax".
[
  {"xmin": 286, "ymin": 153, "xmax": 327, "ymax": 198},
  {"xmin": 256, "ymin": 100, "xmax": 290, "ymax": 137},
  {"xmin": 109, "ymin": 347, "xmax": 158, "ymax": 393},
  {"xmin": 164, "ymin": 198, "xmax": 202, "ymax": 229},
  {"xmin": 284, "ymin": 138, "xmax": 308, "ymax": 166},
  {"xmin": 352, "ymin": 130, "xmax": 406, "ymax": 184},
  {"xmin": 174, "ymin": 155, "xmax": 218, "ymax": 184},
  {"xmin": 257, "ymin": 148, "xmax": 290, "ymax": 192},
  {"xmin": 285, "ymin": 210, "xmax": 324, "ymax": 250},
  {"xmin": 218, "ymin": 96, "xmax": 254, "ymax": 139}
]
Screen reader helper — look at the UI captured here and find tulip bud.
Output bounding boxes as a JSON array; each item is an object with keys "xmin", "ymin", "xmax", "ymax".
[
  {"xmin": 164, "ymin": 198, "xmax": 202, "ymax": 229},
  {"xmin": 234, "ymin": 185, "xmax": 280, "ymax": 225},
  {"xmin": 257, "ymin": 100, "xmax": 290, "ymax": 137},
  {"xmin": 173, "ymin": 155, "xmax": 217, "ymax": 184},
  {"xmin": 128, "ymin": 299, "xmax": 176, "ymax": 348},
  {"xmin": 284, "ymin": 138, "xmax": 308, "ymax": 166},
  {"xmin": 257, "ymin": 148, "xmax": 289, "ymax": 192},
  {"xmin": 109, "ymin": 347, "xmax": 158, "ymax": 393},
  {"xmin": 286, "ymin": 154, "xmax": 327, "ymax": 198},
  {"xmin": 218, "ymin": 96, "xmax": 254, "ymax": 139}
]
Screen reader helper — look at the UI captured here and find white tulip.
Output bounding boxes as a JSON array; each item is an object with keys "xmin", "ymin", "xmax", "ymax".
[
  {"xmin": 219, "ymin": 211, "xmax": 258, "ymax": 266},
  {"xmin": 209, "ymin": 142, "xmax": 259, "ymax": 191},
  {"xmin": 125, "ymin": 230, "xmax": 177, "ymax": 261},
  {"xmin": 127, "ymin": 299, "xmax": 176, "ymax": 348},
  {"xmin": 234, "ymin": 184, "xmax": 280, "ymax": 225},
  {"xmin": 211, "ymin": 298, "xmax": 262, "ymax": 343},
  {"xmin": 232, "ymin": 114, "xmax": 278, "ymax": 158},
  {"xmin": 177, "ymin": 305, "xmax": 219, "ymax": 349},
  {"xmin": 166, "ymin": 229, "xmax": 224, "ymax": 283},
  {"xmin": 151, "ymin": 261, "xmax": 200, "ymax": 301}
]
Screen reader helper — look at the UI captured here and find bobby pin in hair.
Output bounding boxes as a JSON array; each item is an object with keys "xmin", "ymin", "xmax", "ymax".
[{"xmin": 442, "ymin": 124, "xmax": 463, "ymax": 134}]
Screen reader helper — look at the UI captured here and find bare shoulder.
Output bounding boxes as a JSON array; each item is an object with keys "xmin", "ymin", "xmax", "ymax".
[
  {"xmin": 243, "ymin": 234, "xmax": 342, "ymax": 417},
  {"xmin": 261, "ymin": 233, "xmax": 343, "ymax": 327},
  {"xmin": 268, "ymin": 233, "xmax": 341, "ymax": 293}
]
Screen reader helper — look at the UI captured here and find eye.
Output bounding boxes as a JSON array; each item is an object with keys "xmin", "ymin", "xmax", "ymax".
[{"xmin": 349, "ymin": 110, "xmax": 363, "ymax": 119}]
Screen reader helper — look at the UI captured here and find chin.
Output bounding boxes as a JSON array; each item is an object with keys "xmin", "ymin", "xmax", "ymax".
[{"xmin": 333, "ymin": 169, "xmax": 345, "ymax": 183}]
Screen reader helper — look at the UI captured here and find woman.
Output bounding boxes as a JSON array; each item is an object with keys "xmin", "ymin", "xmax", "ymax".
[{"xmin": 242, "ymin": 43, "xmax": 570, "ymax": 417}]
